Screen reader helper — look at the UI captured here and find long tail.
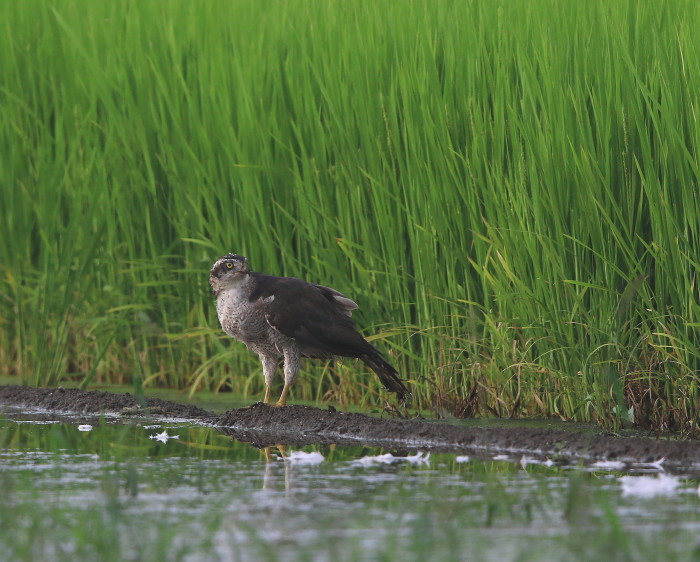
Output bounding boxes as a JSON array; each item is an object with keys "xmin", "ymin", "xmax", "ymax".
[{"xmin": 361, "ymin": 350, "xmax": 410, "ymax": 401}]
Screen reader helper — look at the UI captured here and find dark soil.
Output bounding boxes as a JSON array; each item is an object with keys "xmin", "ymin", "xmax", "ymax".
[
  {"xmin": 2, "ymin": 384, "xmax": 699, "ymax": 469},
  {"xmin": 0, "ymin": 385, "xmax": 213, "ymax": 420}
]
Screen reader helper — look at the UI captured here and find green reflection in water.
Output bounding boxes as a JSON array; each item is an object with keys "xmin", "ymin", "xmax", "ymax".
[{"xmin": 1, "ymin": 414, "xmax": 699, "ymax": 562}]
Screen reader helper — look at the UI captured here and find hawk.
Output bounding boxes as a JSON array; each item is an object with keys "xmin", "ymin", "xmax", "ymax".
[{"xmin": 209, "ymin": 253, "xmax": 409, "ymax": 406}]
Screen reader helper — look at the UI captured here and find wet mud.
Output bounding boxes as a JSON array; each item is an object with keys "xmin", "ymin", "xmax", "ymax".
[{"xmin": 2, "ymin": 384, "xmax": 699, "ymax": 468}]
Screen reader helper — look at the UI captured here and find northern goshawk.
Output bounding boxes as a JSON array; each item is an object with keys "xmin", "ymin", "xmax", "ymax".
[{"xmin": 209, "ymin": 253, "xmax": 409, "ymax": 406}]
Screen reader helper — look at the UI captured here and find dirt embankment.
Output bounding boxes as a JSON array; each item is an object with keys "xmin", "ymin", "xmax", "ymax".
[{"xmin": 1, "ymin": 385, "xmax": 699, "ymax": 468}]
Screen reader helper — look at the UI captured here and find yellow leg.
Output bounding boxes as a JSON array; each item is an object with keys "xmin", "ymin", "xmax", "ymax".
[
  {"xmin": 263, "ymin": 386, "xmax": 271, "ymax": 404},
  {"xmin": 263, "ymin": 445, "xmax": 286, "ymax": 463},
  {"xmin": 274, "ymin": 384, "xmax": 291, "ymax": 407}
]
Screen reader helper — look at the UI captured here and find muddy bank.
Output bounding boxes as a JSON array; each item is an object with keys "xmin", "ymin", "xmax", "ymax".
[
  {"xmin": 1, "ymin": 384, "xmax": 699, "ymax": 468},
  {"xmin": 0, "ymin": 384, "xmax": 214, "ymax": 420}
]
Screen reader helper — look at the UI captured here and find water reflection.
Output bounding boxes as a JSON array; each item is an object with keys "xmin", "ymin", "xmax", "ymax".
[
  {"xmin": 1, "ymin": 411, "xmax": 700, "ymax": 561},
  {"xmin": 262, "ymin": 445, "xmax": 290, "ymax": 493}
]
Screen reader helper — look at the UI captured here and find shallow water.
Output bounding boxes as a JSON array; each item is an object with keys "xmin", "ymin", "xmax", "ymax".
[{"xmin": 1, "ymin": 408, "xmax": 699, "ymax": 561}]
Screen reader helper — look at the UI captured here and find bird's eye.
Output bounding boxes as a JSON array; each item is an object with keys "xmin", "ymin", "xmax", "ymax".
[{"xmin": 225, "ymin": 262, "xmax": 234, "ymax": 269}]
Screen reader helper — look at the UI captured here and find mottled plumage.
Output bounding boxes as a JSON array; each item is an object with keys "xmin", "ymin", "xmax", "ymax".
[{"xmin": 209, "ymin": 253, "xmax": 409, "ymax": 406}]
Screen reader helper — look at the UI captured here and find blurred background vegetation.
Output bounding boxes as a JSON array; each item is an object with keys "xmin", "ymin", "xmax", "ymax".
[{"xmin": 1, "ymin": 0, "xmax": 699, "ymax": 431}]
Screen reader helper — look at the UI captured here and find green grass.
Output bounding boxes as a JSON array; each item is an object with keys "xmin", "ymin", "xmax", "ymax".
[{"xmin": 1, "ymin": 0, "xmax": 699, "ymax": 431}]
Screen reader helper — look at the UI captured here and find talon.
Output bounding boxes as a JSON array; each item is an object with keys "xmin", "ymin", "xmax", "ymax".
[{"xmin": 273, "ymin": 384, "xmax": 291, "ymax": 407}]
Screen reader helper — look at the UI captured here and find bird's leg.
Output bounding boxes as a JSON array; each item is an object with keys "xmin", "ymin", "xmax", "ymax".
[
  {"xmin": 275, "ymin": 383, "xmax": 291, "ymax": 407},
  {"xmin": 274, "ymin": 347, "xmax": 300, "ymax": 407},
  {"xmin": 260, "ymin": 354, "xmax": 278, "ymax": 404}
]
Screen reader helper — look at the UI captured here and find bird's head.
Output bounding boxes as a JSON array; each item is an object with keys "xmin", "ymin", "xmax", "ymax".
[{"xmin": 209, "ymin": 254, "xmax": 250, "ymax": 295}]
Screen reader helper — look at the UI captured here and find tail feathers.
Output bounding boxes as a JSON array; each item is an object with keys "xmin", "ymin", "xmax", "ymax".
[{"xmin": 361, "ymin": 351, "xmax": 410, "ymax": 401}]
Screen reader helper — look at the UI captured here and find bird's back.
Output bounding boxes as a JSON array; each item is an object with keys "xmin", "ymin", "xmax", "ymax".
[{"xmin": 247, "ymin": 273, "xmax": 372, "ymax": 359}]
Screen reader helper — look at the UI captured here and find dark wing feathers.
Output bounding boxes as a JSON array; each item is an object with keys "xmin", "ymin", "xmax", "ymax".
[
  {"xmin": 248, "ymin": 273, "xmax": 410, "ymax": 400},
  {"xmin": 249, "ymin": 274, "xmax": 369, "ymax": 357}
]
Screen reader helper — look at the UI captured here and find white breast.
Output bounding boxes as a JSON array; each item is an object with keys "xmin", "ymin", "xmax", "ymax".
[{"xmin": 215, "ymin": 287, "xmax": 270, "ymax": 344}]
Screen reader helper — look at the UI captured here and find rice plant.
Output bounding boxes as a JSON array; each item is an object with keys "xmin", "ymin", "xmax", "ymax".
[{"xmin": 1, "ymin": 0, "xmax": 699, "ymax": 431}]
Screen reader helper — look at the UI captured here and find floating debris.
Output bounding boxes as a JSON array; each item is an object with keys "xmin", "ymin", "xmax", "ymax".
[
  {"xmin": 285, "ymin": 451, "xmax": 324, "ymax": 465},
  {"xmin": 591, "ymin": 460, "xmax": 627, "ymax": 471},
  {"xmin": 149, "ymin": 430, "xmax": 179, "ymax": 443},
  {"xmin": 352, "ymin": 452, "xmax": 430, "ymax": 466},
  {"xmin": 620, "ymin": 473, "xmax": 680, "ymax": 498},
  {"xmin": 633, "ymin": 457, "xmax": 665, "ymax": 470},
  {"xmin": 519, "ymin": 456, "xmax": 556, "ymax": 468},
  {"xmin": 77, "ymin": 425, "xmax": 93, "ymax": 432}
]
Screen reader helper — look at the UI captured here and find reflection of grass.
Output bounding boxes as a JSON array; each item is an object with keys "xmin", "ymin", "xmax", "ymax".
[
  {"xmin": 1, "ymin": 1, "xmax": 700, "ymax": 433},
  {"xmin": 1, "ymin": 490, "xmax": 693, "ymax": 562},
  {"xmin": 1, "ymin": 425, "xmax": 698, "ymax": 562}
]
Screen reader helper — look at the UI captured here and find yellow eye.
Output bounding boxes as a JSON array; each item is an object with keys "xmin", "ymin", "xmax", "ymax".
[{"xmin": 225, "ymin": 262, "xmax": 234, "ymax": 269}]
